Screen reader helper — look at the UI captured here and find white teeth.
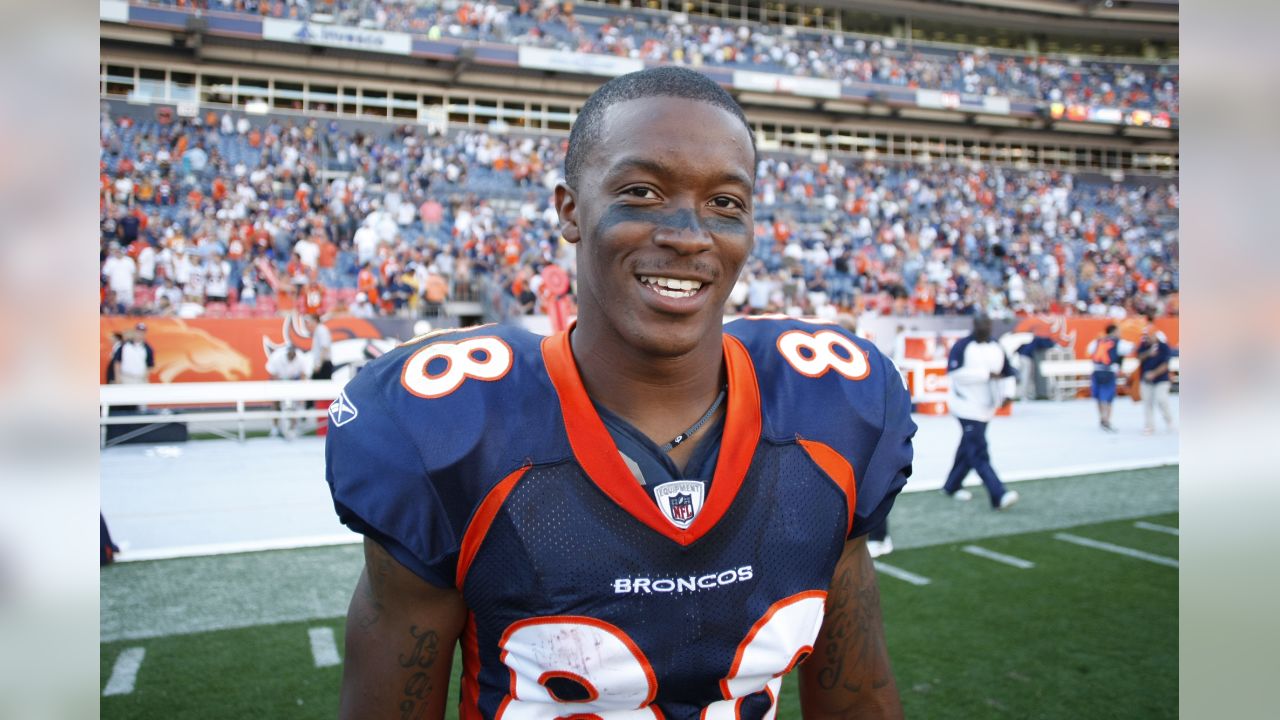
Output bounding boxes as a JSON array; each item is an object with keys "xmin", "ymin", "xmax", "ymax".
[{"xmin": 640, "ymin": 275, "xmax": 704, "ymax": 295}]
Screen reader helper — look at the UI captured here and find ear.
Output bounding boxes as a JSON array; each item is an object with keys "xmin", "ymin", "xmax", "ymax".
[{"xmin": 554, "ymin": 182, "xmax": 581, "ymax": 244}]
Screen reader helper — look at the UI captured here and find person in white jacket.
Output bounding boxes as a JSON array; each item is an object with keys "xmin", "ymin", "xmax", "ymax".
[
  {"xmin": 266, "ymin": 344, "xmax": 313, "ymax": 438},
  {"xmin": 942, "ymin": 315, "xmax": 1020, "ymax": 510}
]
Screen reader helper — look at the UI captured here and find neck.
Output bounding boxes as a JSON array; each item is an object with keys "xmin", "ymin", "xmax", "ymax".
[{"xmin": 570, "ymin": 319, "xmax": 726, "ymax": 443}]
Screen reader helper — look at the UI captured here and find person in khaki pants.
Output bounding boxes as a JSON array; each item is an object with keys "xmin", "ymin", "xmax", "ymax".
[{"xmin": 1136, "ymin": 321, "xmax": 1176, "ymax": 435}]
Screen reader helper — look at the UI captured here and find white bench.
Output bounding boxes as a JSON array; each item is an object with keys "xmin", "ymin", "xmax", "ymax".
[
  {"xmin": 1038, "ymin": 358, "xmax": 1180, "ymax": 401},
  {"xmin": 100, "ymin": 380, "xmax": 347, "ymax": 447}
]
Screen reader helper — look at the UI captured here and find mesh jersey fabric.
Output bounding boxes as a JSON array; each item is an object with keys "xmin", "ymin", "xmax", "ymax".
[{"xmin": 461, "ymin": 442, "xmax": 849, "ymax": 719}]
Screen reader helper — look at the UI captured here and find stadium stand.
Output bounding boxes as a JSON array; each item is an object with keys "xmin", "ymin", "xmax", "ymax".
[{"xmin": 100, "ymin": 100, "xmax": 1178, "ymax": 322}]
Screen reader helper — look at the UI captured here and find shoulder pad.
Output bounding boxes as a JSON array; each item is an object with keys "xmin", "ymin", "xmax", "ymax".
[
  {"xmin": 725, "ymin": 317, "xmax": 915, "ymax": 538},
  {"xmin": 725, "ymin": 316, "xmax": 899, "ymax": 448},
  {"xmin": 350, "ymin": 323, "xmax": 569, "ymax": 477},
  {"xmin": 326, "ymin": 324, "xmax": 570, "ymax": 587}
]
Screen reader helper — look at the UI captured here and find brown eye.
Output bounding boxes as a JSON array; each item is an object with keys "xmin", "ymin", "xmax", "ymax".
[{"xmin": 624, "ymin": 186, "xmax": 657, "ymax": 200}]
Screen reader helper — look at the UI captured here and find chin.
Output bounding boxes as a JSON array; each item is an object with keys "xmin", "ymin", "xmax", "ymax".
[{"xmin": 624, "ymin": 314, "xmax": 720, "ymax": 359}]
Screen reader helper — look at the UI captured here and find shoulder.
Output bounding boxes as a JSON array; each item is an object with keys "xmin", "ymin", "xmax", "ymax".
[
  {"xmin": 337, "ymin": 323, "xmax": 566, "ymax": 474},
  {"xmin": 727, "ymin": 316, "xmax": 915, "ymax": 537},
  {"xmin": 724, "ymin": 315, "xmax": 906, "ymax": 445},
  {"xmin": 947, "ymin": 336, "xmax": 972, "ymax": 368},
  {"xmin": 726, "ymin": 314, "xmax": 879, "ymax": 368}
]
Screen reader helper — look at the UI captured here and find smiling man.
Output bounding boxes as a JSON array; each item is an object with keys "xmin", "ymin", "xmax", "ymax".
[{"xmin": 326, "ymin": 66, "xmax": 915, "ymax": 720}]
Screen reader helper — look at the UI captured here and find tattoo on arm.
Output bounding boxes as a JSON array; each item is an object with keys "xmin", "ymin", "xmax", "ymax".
[
  {"xmin": 398, "ymin": 626, "xmax": 440, "ymax": 720},
  {"xmin": 815, "ymin": 548, "xmax": 892, "ymax": 696}
]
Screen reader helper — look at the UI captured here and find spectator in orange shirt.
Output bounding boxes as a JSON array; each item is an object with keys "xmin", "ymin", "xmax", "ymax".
[
  {"xmin": 357, "ymin": 262, "xmax": 381, "ymax": 307},
  {"xmin": 423, "ymin": 267, "xmax": 449, "ymax": 313},
  {"xmin": 299, "ymin": 280, "xmax": 326, "ymax": 317},
  {"xmin": 317, "ymin": 236, "xmax": 339, "ymax": 288}
]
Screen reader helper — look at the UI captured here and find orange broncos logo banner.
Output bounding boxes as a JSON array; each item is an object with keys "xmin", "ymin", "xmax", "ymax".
[{"xmin": 100, "ymin": 315, "xmax": 391, "ymax": 383}]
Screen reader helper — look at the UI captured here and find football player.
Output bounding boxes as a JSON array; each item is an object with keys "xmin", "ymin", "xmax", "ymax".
[{"xmin": 326, "ymin": 66, "xmax": 915, "ymax": 720}]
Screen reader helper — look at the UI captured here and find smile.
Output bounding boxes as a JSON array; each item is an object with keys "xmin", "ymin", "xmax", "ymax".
[{"xmin": 639, "ymin": 275, "xmax": 705, "ymax": 299}]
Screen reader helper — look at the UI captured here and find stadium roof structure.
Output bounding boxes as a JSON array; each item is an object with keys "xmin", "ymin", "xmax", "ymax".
[{"xmin": 813, "ymin": 0, "xmax": 1177, "ymax": 40}]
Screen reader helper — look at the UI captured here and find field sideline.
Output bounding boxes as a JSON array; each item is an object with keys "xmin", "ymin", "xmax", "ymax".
[{"xmin": 101, "ymin": 466, "xmax": 1177, "ymax": 719}]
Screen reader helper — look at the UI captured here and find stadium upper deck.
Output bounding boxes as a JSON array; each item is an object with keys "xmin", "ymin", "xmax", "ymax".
[{"xmin": 125, "ymin": 0, "xmax": 1177, "ymax": 119}]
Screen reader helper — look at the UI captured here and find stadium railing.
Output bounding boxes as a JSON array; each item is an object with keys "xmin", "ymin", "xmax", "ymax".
[{"xmin": 99, "ymin": 380, "xmax": 345, "ymax": 447}]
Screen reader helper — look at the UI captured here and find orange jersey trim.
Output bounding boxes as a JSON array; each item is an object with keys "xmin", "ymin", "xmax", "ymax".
[
  {"xmin": 797, "ymin": 439, "xmax": 858, "ymax": 538},
  {"xmin": 456, "ymin": 465, "xmax": 530, "ymax": 591},
  {"xmin": 540, "ymin": 330, "xmax": 762, "ymax": 547},
  {"xmin": 459, "ymin": 612, "xmax": 482, "ymax": 720}
]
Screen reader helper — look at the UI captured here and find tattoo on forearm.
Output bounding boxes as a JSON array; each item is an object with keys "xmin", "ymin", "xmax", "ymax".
[
  {"xmin": 398, "ymin": 626, "xmax": 440, "ymax": 720},
  {"xmin": 815, "ymin": 552, "xmax": 892, "ymax": 696}
]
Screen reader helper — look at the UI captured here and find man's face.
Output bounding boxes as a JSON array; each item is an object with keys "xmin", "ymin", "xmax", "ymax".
[{"xmin": 557, "ymin": 96, "xmax": 755, "ymax": 358}]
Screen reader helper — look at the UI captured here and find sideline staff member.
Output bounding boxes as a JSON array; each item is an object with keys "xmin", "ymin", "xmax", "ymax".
[
  {"xmin": 942, "ymin": 315, "xmax": 1020, "ymax": 510},
  {"xmin": 1087, "ymin": 324, "xmax": 1123, "ymax": 431},
  {"xmin": 325, "ymin": 67, "xmax": 915, "ymax": 720}
]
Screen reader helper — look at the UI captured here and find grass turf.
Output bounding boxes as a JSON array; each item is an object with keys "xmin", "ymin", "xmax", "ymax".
[{"xmin": 101, "ymin": 512, "xmax": 1176, "ymax": 719}]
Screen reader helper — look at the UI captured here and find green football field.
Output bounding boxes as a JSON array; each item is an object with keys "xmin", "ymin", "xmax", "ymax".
[{"xmin": 101, "ymin": 467, "xmax": 1177, "ymax": 719}]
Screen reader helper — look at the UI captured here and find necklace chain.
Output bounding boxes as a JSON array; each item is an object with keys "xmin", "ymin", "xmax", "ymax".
[{"xmin": 662, "ymin": 387, "xmax": 728, "ymax": 453}]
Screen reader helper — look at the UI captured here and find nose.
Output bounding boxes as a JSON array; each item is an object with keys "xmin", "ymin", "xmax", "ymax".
[{"xmin": 653, "ymin": 207, "xmax": 714, "ymax": 255}]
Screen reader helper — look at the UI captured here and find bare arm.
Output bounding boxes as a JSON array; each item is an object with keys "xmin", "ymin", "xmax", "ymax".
[
  {"xmin": 340, "ymin": 538, "xmax": 468, "ymax": 720},
  {"xmin": 799, "ymin": 535, "xmax": 903, "ymax": 720}
]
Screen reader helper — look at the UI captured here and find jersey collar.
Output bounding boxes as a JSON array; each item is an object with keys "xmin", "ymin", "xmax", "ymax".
[{"xmin": 541, "ymin": 328, "xmax": 762, "ymax": 547}]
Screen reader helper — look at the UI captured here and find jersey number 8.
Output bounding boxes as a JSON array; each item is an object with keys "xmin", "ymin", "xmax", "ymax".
[
  {"xmin": 776, "ymin": 330, "xmax": 870, "ymax": 381},
  {"xmin": 495, "ymin": 592, "xmax": 826, "ymax": 720},
  {"xmin": 401, "ymin": 337, "xmax": 514, "ymax": 399}
]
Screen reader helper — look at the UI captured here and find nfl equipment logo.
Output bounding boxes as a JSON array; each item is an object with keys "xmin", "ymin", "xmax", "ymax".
[
  {"xmin": 669, "ymin": 493, "xmax": 694, "ymax": 522},
  {"xmin": 653, "ymin": 480, "xmax": 705, "ymax": 529}
]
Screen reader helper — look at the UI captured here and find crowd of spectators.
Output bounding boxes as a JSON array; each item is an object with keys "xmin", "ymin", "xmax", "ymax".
[
  {"xmin": 100, "ymin": 102, "xmax": 1179, "ymax": 323},
  {"xmin": 144, "ymin": 0, "xmax": 1179, "ymax": 115}
]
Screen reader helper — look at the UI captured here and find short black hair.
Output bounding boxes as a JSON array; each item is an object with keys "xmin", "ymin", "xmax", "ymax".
[{"xmin": 564, "ymin": 66, "xmax": 756, "ymax": 188}]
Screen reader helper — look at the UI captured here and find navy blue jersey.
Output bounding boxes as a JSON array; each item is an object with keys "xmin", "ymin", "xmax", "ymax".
[
  {"xmin": 1138, "ymin": 337, "xmax": 1173, "ymax": 383},
  {"xmin": 325, "ymin": 318, "xmax": 915, "ymax": 720}
]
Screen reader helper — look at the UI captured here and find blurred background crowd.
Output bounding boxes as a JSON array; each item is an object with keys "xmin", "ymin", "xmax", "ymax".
[{"xmin": 100, "ymin": 103, "xmax": 1179, "ymax": 323}]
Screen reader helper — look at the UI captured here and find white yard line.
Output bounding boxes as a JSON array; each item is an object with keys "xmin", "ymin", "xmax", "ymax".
[
  {"xmin": 873, "ymin": 561, "xmax": 931, "ymax": 586},
  {"xmin": 308, "ymin": 627, "xmax": 342, "ymax": 668},
  {"xmin": 962, "ymin": 545, "xmax": 1036, "ymax": 569},
  {"xmin": 103, "ymin": 647, "xmax": 146, "ymax": 696},
  {"xmin": 1134, "ymin": 521, "xmax": 1180, "ymax": 536},
  {"xmin": 1054, "ymin": 533, "xmax": 1179, "ymax": 568}
]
